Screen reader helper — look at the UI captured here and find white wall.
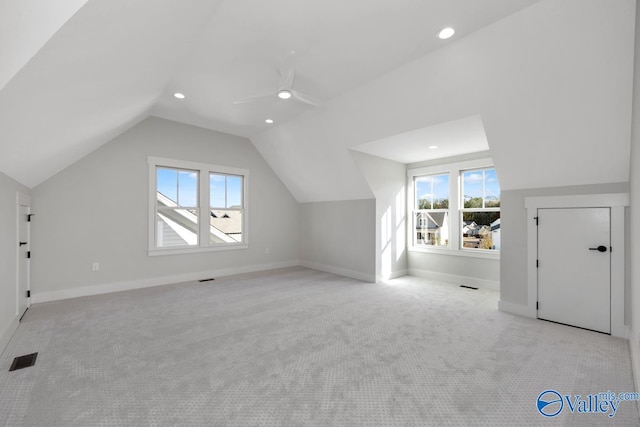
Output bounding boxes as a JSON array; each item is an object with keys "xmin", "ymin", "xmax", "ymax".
[
  {"xmin": 0, "ymin": 172, "xmax": 30, "ymax": 353},
  {"xmin": 30, "ymin": 117, "xmax": 299, "ymax": 301},
  {"xmin": 408, "ymin": 252, "xmax": 499, "ymax": 290},
  {"xmin": 251, "ymin": 0, "xmax": 634, "ymax": 203},
  {"xmin": 0, "ymin": 0, "xmax": 87, "ymax": 91},
  {"xmin": 351, "ymin": 152, "xmax": 407, "ymax": 280},
  {"xmin": 500, "ymin": 182, "xmax": 629, "ymax": 307},
  {"xmin": 299, "ymin": 199, "xmax": 375, "ymax": 282}
]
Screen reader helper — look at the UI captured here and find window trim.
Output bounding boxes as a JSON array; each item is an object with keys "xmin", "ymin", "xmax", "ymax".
[
  {"xmin": 413, "ymin": 173, "xmax": 451, "ymax": 248},
  {"xmin": 148, "ymin": 156, "xmax": 249, "ymax": 256},
  {"xmin": 407, "ymin": 158, "xmax": 499, "ymax": 260}
]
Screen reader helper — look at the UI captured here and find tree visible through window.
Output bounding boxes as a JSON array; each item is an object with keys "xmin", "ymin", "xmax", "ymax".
[
  {"xmin": 461, "ymin": 168, "xmax": 500, "ymax": 250},
  {"xmin": 414, "ymin": 173, "xmax": 449, "ymax": 247}
]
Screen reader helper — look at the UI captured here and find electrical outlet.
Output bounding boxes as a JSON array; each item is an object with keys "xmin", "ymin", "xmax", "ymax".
[{"xmin": 92, "ymin": 262, "xmax": 100, "ymax": 272}]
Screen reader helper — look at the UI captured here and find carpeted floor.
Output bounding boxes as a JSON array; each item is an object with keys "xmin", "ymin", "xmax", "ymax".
[{"xmin": 0, "ymin": 267, "xmax": 638, "ymax": 426}]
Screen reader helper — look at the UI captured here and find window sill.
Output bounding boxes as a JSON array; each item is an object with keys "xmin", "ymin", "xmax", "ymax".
[
  {"xmin": 408, "ymin": 245, "xmax": 500, "ymax": 260},
  {"xmin": 149, "ymin": 243, "xmax": 248, "ymax": 257}
]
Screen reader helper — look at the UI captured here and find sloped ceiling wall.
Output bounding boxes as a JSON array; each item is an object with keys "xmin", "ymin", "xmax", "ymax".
[
  {"xmin": 0, "ymin": 0, "xmax": 223, "ymax": 188},
  {"xmin": 251, "ymin": 0, "xmax": 635, "ymax": 202},
  {"xmin": 0, "ymin": 0, "xmax": 88, "ymax": 91}
]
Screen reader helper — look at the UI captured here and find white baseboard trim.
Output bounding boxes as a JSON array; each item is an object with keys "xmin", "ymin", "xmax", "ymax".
[
  {"xmin": 376, "ymin": 269, "xmax": 408, "ymax": 282},
  {"xmin": 498, "ymin": 300, "xmax": 534, "ymax": 318},
  {"xmin": 408, "ymin": 268, "xmax": 499, "ymax": 291},
  {"xmin": 31, "ymin": 260, "xmax": 300, "ymax": 304},
  {"xmin": 300, "ymin": 260, "xmax": 376, "ymax": 283},
  {"xmin": 0, "ymin": 316, "xmax": 20, "ymax": 358}
]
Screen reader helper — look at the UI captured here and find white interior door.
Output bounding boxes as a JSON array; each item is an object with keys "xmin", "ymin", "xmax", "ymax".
[
  {"xmin": 537, "ymin": 207, "xmax": 610, "ymax": 334},
  {"xmin": 17, "ymin": 200, "xmax": 30, "ymax": 319}
]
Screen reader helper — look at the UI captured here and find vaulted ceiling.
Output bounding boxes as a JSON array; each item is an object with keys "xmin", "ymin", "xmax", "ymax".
[{"xmin": 0, "ymin": 0, "xmax": 635, "ymax": 202}]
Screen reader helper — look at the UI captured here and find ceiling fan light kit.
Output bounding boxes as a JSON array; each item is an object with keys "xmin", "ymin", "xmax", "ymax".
[
  {"xmin": 277, "ymin": 89, "xmax": 292, "ymax": 99},
  {"xmin": 232, "ymin": 51, "xmax": 321, "ymax": 107}
]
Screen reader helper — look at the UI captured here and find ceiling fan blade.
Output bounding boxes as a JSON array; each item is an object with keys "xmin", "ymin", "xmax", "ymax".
[
  {"xmin": 278, "ymin": 50, "xmax": 296, "ymax": 90},
  {"xmin": 291, "ymin": 90, "xmax": 321, "ymax": 107},
  {"xmin": 231, "ymin": 92, "xmax": 274, "ymax": 104}
]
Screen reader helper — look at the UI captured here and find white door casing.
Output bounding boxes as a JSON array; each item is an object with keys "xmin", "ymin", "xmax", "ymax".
[
  {"xmin": 523, "ymin": 193, "xmax": 628, "ymax": 338},
  {"xmin": 537, "ymin": 208, "xmax": 610, "ymax": 334},
  {"xmin": 16, "ymin": 192, "xmax": 30, "ymax": 319}
]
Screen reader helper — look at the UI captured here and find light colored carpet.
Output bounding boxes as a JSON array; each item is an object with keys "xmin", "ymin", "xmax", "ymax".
[{"xmin": 0, "ymin": 267, "xmax": 638, "ymax": 426}]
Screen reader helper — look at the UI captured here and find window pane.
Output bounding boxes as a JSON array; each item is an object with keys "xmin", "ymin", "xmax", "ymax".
[
  {"xmin": 210, "ymin": 209, "xmax": 243, "ymax": 243},
  {"xmin": 414, "ymin": 211, "xmax": 449, "ymax": 246},
  {"xmin": 461, "ymin": 212, "xmax": 500, "ymax": 250},
  {"xmin": 415, "ymin": 174, "xmax": 448, "ymax": 209},
  {"xmin": 157, "ymin": 167, "xmax": 198, "ymax": 207},
  {"xmin": 157, "ymin": 168, "xmax": 177, "ymax": 203},
  {"xmin": 415, "ymin": 176, "xmax": 433, "ymax": 209},
  {"xmin": 462, "ymin": 170, "xmax": 484, "ymax": 208},
  {"xmin": 432, "ymin": 174, "xmax": 449, "ymax": 209},
  {"xmin": 156, "ymin": 209, "xmax": 199, "ymax": 247},
  {"xmin": 178, "ymin": 170, "xmax": 198, "ymax": 207},
  {"xmin": 485, "ymin": 169, "xmax": 500, "ymax": 207},
  {"xmin": 226, "ymin": 175, "xmax": 243, "ymax": 208},
  {"xmin": 210, "ymin": 174, "xmax": 226, "ymax": 208}
]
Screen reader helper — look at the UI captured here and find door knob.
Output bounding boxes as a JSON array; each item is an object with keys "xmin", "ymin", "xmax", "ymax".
[
  {"xmin": 19, "ymin": 241, "xmax": 27, "ymax": 246},
  {"xmin": 588, "ymin": 245, "xmax": 607, "ymax": 252}
]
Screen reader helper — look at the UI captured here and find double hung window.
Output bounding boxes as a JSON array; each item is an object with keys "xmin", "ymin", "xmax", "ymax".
[
  {"xmin": 408, "ymin": 159, "xmax": 500, "ymax": 256},
  {"xmin": 149, "ymin": 157, "xmax": 248, "ymax": 255}
]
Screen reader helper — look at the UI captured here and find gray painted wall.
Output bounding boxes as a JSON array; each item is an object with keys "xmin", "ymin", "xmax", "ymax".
[
  {"xmin": 408, "ymin": 252, "xmax": 499, "ymax": 290},
  {"xmin": 500, "ymin": 182, "xmax": 629, "ymax": 306},
  {"xmin": 0, "ymin": 172, "xmax": 30, "ymax": 347},
  {"xmin": 351, "ymin": 152, "xmax": 407, "ymax": 280},
  {"xmin": 299, "ymin": 199, "xmax": 375, "ymax": 282},
  {"xmin": 30, "ymin": 117, "xmax": 299, "ymax": 297},
  {"xmin": 629, "ymin": 0, "xmax": 640, "ymax": 394}
]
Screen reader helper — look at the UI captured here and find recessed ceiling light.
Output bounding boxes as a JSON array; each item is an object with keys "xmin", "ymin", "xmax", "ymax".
[
  {"xmin": 429, "ymin": 145, "xmax": 439, "ymax": 149},
  {"xmin": 438, "ymin": 27, "xmax": 455, "ymax": 40},
  {"xmin": 173, "ymin": 92, "xmax": 185, "ymax": 99},
  {"xmin": 265, "ymin": 119, "xmax": 274, "ymax": 124},
  {"xmin": 277, "ymin": 89, "xmax": 292, "ymax": 100}
]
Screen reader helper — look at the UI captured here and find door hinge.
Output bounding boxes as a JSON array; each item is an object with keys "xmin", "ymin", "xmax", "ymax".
[
  {"xmin": 536, "ymin": 259, "xmax": 539, "ymax": 268},
  {"xmin": 534, "ymin": 216, "xmax": 539, "ymax": 226},
  {"xmin": 536, "ymin": 301, "xmax": 539, "ymax": 310},
  {"xmin": 26, "ymin": 290, "xmax": 30, "ymax": 298},
  {"xmin": 27, "ymin": 214, "xmax": 34, "ymax": 222},
  {"xmin": 27, "ymin": 251, "xmax": 31, "ymax": 259}
]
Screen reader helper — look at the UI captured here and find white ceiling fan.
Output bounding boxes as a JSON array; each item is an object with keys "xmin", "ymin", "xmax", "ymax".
[{"xmin": 232, "ymin": 51, "xmax": 321, "ymax": 107}]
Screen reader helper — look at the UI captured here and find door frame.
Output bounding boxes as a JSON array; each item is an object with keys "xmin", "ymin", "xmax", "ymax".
[
  {"xmin": 525, "ymin": 193, "xmax": 628, "ymax": 338},
  {"xmin": 16, "ymin": 192, "xmax": 31, "ymax": 318}
]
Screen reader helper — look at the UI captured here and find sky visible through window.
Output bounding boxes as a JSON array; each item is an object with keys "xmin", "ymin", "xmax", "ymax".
[
  {"xmin": 210, "ymin": 174, "xmax": 242, "ymax": 209},
  {"xmin": 416, "ymin": 174, "xmax": 449, "ymax": 208},
  {"xmin": 156, "ymin": 167, "xmax": 242, "ymax": 209},
  {"xmin": 157, "ymin": 167, "xmax": 198, "ymax": 207},
  {"xmin": 463, "ymin": 169, "xmax": 500, "ymax": 204}
]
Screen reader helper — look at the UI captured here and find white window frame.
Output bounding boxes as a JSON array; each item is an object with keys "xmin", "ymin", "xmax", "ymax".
[
  {"xmin": 148, "ymin": 156, "xmax": 249, "ymax": 256},
  {"xmin": 460, "ymin": 167, "xmax": 501, "ymax": 253},
  {"xmin": 407, "ymin": 158, "xmax": 499, "ymax": 260},
  {"xmin": 412, "ymin": 172, "xmax": 451, "ymax": 248}
]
